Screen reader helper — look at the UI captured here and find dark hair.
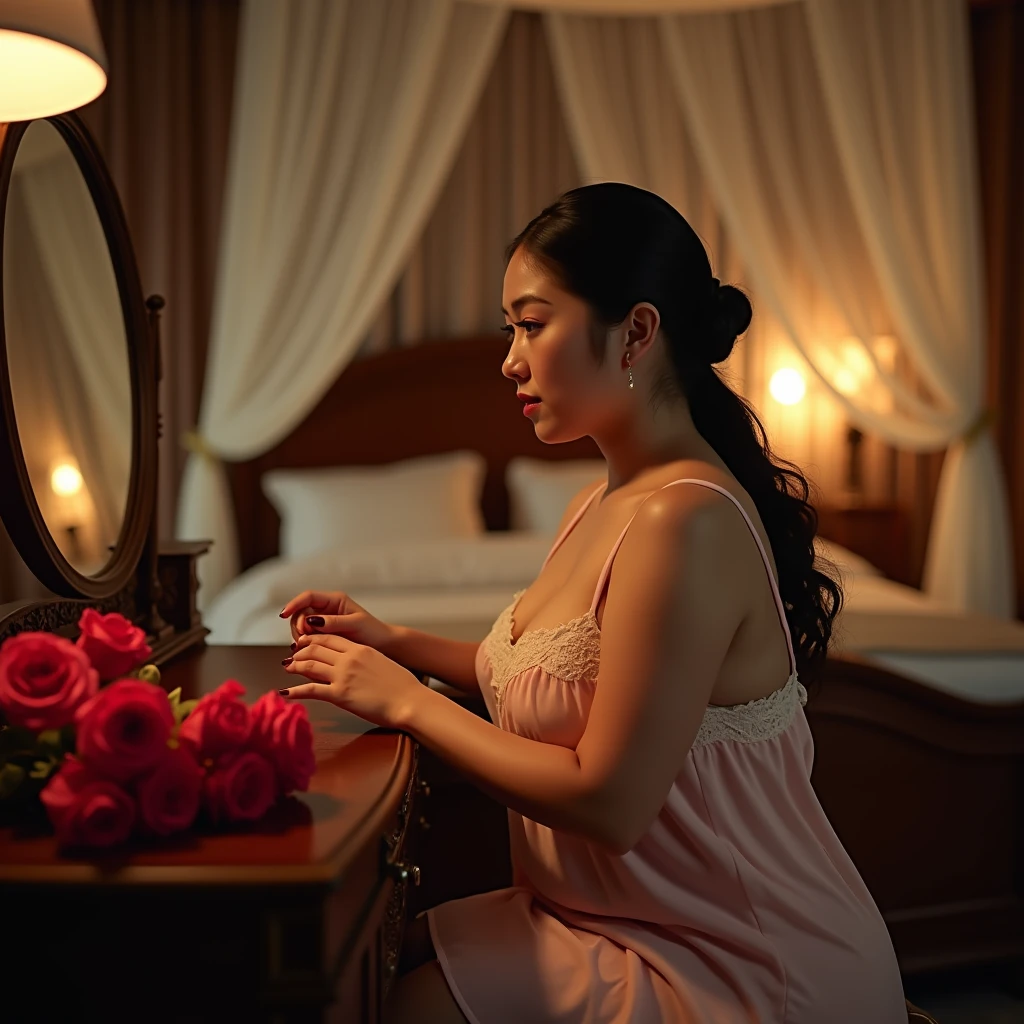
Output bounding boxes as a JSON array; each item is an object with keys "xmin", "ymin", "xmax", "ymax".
[{"xmin": 506, "ymin": 182, "xmax": 842, "ymax": 682}]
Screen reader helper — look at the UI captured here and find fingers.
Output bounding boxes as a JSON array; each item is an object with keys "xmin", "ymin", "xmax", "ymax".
[
  {"xmin": 283, "ymin": 655, "xmax": 334, "ymax": 685},
  {"xmin": 279, "ymin": 590, "xmax": 343, "ymax": 619},
  {"xmin": 279, "ymin": 680, "xmax": 332, "ymax": 700},
  {"xmin": 299, "ymin": 614, "xmax": 359, "ymax": 637},
  {"xmin": 294, "ymin": 634, "xmax": 358, "ymax": 653}
]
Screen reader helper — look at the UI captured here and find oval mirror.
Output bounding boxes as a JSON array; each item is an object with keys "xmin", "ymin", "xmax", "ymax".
[{"xmin": 1, "ymin": 120, "xmax": 132, "ymax": 579}]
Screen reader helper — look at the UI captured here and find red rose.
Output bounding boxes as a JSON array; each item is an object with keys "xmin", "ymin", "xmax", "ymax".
[
  {"xmin": 0, "ymin": 632, "xmax": 98, "ymax": 730},
  {"xmin": 135, "ymin": 745, "xmax": 203, "ymax": 836},
  {"xmin": 179, "ymin": 680, "xmax": 251, "ymax": 762},
  {"xmin": 76, "ymin": 609, "xmax": 152, "ymax": 682},
  {"xmin": 41, "ymin": 756, "xmax": 135, "ymax": 848},
  {"xmin": 204, "ymin": 750, "xmax": 276, "ymax": 824},
  {"xmin": 75, "ymin": 680, "xmax": 174, "ymax": 781},
  {"xmin": 249, "ymin": 690, "xmax": 315, "ymax": 794}
]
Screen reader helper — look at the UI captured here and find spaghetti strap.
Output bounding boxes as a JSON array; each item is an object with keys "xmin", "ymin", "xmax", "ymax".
[
  {"xmin": 540, "ymin": 481, "xmax": 608, "ymax": 571},
  {"xmin": 588, "ymin": 478, "xmax": 797, "ymax": 676}
]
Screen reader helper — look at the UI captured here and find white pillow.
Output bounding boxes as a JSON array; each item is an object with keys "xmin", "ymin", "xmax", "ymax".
[
  {"xmin": 262, "ymin": 534, "xmax": 554, "ymax": 597},
  {"xmin": 813, "ymin": 537, "xmax": 882, "ymax": 579},
  {"xmin": 262, "ymin": 451, "xmax": 486, "ymax": 559},
  {"xmin": 507, "ymin": 457, "xmax": 607, "ymax": 533}
]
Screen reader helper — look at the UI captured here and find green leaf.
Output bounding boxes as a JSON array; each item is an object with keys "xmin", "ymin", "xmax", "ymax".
[
  {"xmin": 137, "ymin": 664, "xmax": 162, "ymax": 685},
  {"xmin": 174, "ymin": 699, "xmax": 198, "ymax": 726},
  {"xmin": 28, "ymin": 757, "xmax": 58, "ymax": 780},
  {"xmin": 36, "ymin": 729, "xmax": 63, "ymax": 757},
  {"xmin": 166, "ymin": 686, "xmax": 181, "ymax": 709},
  {"xmin": 0, "ymin": 726, "xmax": 36, "ymax": 760},
  {"xmin": 0, "ymin": 762, "xmax": 26, "ymax": 799}
]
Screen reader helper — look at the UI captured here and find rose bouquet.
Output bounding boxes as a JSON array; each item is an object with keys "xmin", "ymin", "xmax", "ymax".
[{"xmin": 0, "ymin": 610, "xmax": 315, "ymax": 850}]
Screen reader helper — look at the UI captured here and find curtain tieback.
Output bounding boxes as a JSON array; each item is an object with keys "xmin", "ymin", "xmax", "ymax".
[
  {"xmin": 962, "ymin": 407, "xmax": 995, "ymax": 446},
  {"xmin": 181, "ymin": 429, "xmax": 220, "ymax": 464}
]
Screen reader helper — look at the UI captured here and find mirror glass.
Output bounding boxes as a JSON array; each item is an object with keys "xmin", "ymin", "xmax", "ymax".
[{"xmin": 2, "ymin": 120, "xmax": 131, "ymax": 577}]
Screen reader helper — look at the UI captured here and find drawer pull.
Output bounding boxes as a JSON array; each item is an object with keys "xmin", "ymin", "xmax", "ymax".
[{"xmin": 390, "ymin": 860, "xmax": 421, "ymax": 886}]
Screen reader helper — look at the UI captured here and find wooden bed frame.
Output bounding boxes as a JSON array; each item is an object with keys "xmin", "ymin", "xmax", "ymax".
[{"xmin": 229, "ymin": 335, "xmax": 1024, "ymax": 979}]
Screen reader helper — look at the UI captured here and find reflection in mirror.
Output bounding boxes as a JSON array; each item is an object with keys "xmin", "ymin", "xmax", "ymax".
[{"xmin": 2, "ymin": 120, "xmax": 131, "ymax": 577}]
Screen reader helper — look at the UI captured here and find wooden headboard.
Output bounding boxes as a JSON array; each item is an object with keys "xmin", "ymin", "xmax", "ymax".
[{"xmin": 227, "ymin": 335, "xmax": 600, "ymax": 571}]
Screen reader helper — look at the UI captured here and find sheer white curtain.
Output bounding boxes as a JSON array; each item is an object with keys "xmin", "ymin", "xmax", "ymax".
[
  {"xmin": 543, "ymin": 11, "xmax": 755, "ymax": 392},
  {"xmin": 802, "ymin": 0, "xmax": 1013, "ymax": 615},
  {"xmin": 359, "ymin": 11, "xmax": 580, "ymax": 354},
  {"xmin": 176, "ymin": 0, "xmax": 509, "ymax": 603},
  {"xmin": 463, "ymin": 0, "xmax": 793, "ymax": 11},
  {"xmin": 659, "ymin": 0, "xmax": 1014, "ymax": 617}
]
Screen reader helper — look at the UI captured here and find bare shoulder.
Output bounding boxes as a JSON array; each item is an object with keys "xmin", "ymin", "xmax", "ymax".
[
  {"xmin": 628, "ymin": 481, "xmax": 740, "ymax": 558},
  {"xmin": 617, "ymin": 469, "xmax": 754, "ymax": 591},
  {"xmin": 634, "ymin": 462, "xmax": 745, "ymax": 532}
]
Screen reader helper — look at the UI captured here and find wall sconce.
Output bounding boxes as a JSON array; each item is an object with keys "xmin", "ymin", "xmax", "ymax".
[
  {"xmin": 0, "ymin": 0, "xmax": 108, "ymax": 121},
  {"xmin": 769, "ymin": 367, "xmax": 806, "ymax": 406}
]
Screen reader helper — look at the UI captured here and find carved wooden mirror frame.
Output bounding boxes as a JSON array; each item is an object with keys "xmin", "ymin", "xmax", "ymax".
[{"xmin": 0, "ymin": 112, "xmax": 204, "ymax": 658}]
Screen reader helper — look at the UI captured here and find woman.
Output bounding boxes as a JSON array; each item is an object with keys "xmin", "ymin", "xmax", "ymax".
[{"xmin": 279, "ymin": 183, "xmax": 907, "ymax": 1023}]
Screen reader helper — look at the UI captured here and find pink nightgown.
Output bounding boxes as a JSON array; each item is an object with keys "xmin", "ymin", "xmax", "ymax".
[{"xmin": 427, "ymin": 478, "xmax": 907, "ymax": 1023}]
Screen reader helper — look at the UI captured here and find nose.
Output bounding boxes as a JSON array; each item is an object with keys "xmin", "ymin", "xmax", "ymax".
[{"xmin": 502, "ymin": 332, "xmax": 529, "ymax": 382}]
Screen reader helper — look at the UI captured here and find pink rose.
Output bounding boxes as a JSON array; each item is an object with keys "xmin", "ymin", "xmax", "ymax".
[
  {"xmin": 76, "ymin": 609, "xmax": 152, "ymax": 682},
  {"xmin": 179, "ymin": 680, "xmax": 251, "ymax": 762},
  {"xmin": 41, "ymin": 755, "xmax": 135, "ymax": 848},
  {"xmin": 0, "ymin": 632, "xmax": 98, "ymax": 730},
  {"xmin": 136, "ymin": 745, "xmax": 204, "ymax": 836},
  {"xmin": 204, "ymin": 750, "xmax": 276, "ymax": 824},
  {"xmin": 249, "ymin": 690, "xmax": 315, "ymax": 794},
  {"xmin": 75, "ymin": 679, "xmax": 174, "ymax": 781}
]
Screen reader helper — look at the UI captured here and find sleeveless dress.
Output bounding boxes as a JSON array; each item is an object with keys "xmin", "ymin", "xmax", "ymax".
[{"xmin": 426, "ymin": 478, "xmax": 907, "ymax": 1023}]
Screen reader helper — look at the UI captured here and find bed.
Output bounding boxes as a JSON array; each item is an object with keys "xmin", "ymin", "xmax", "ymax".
[{"xmin": 212, "ymin": 334, "xmax": 1024, "ymax": 978}]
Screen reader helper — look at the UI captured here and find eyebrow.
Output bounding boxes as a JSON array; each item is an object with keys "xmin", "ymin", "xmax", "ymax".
[{"xmin": 501, "ymin": 293, "xmax": 553, "ymax": 316}]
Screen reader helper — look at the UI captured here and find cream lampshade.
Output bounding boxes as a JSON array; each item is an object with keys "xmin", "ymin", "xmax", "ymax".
[{"xmin": 0, "ymin": 0, "xmax": 107, "ymax": 121}]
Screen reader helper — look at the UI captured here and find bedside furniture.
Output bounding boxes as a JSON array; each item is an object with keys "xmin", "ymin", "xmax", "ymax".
[
  {"xmin": 817, "ymin": 503, "xmax": 912, "ymax": 584},
  {"xmin": 1, "ymin": 644, "xmax": 426, "ymax": 1022}
]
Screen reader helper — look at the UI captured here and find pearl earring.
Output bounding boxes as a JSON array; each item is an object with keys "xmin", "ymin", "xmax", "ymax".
[{"xmin": 626, "ymin": 352, "xmax": 634, "ymax": 390}]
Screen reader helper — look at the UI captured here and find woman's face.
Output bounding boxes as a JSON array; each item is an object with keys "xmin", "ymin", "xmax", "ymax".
[{"xmin": 501, "ymin": 246, "xmax": 625, "ymax": 444}]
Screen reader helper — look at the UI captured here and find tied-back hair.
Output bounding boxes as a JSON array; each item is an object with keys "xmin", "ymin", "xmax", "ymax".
[{"xmin": 506, "ymin": 182, "xmax": 842, "ymax": 684}]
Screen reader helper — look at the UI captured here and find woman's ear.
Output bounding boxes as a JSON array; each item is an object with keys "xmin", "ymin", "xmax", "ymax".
[{"xmin": 622, "ymin": 302, "xmax": 660, "ymax": 365}]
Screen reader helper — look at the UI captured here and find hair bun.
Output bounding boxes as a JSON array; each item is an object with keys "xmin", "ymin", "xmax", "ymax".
[{"xmin": 701, "ymin": 279, "xmax": 751, "ymax": 364}]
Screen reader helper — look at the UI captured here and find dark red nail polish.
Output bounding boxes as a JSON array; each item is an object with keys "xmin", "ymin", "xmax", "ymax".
[
  {"xmin": 290, "ymin": 642, "xmax": 297, "ymax": 651},
  {"xmin": 281, "ymin": 657, "xmax": 293, "ymax": 666},
  {"xmin": 307, "ymin": 615, "xmax": 325, "ymax": 627},
  {"xmin": 279, "ymin": 689, "xmax": 290, "ymax": 696}
]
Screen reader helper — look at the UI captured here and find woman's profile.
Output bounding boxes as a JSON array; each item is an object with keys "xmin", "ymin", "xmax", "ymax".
[{"xmin": 279, "ymin": 183, "xmax": 908, "ymax": 1023}]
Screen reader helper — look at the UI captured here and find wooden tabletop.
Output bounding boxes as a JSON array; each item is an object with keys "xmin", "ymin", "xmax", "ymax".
[{"xmin": 0, "ymin": 645, "xmax": 414, "ymax": 885}]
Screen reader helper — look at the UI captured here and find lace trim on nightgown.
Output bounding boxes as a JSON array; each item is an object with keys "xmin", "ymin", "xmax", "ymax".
[{"xmin": 486, "ymin": 590, "xmax": 807, "ymax": 747}]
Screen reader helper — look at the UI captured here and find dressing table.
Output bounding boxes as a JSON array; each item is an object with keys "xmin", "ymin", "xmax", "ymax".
[{"xmin": 0, "ymin": 112, "xmax": 503, "ymax": 1023}]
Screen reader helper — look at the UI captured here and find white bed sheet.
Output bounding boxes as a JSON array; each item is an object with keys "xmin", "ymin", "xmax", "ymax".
[{"xmin": 205, "ymin": 535, "xmax": 1024, "ymax": 706}]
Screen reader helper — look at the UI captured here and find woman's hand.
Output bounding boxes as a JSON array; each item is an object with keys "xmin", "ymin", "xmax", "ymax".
[
  {"xmin": 279, "ymin": 590, "xmax": 395, "ymax": 653},
  {"xmin": 280, "ymin": 634, "xmax": 423, "ymax": 730}
]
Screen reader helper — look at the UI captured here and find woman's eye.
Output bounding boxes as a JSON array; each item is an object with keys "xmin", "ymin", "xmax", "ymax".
[{"xmin": 501, "ymin": 321, "xmax": 541, "ymax": 337}]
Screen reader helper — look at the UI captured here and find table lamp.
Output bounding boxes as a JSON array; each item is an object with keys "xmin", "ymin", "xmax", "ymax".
[{"xmin": 0, "ymin": 0, "xmax": 107, "ymax": 121}]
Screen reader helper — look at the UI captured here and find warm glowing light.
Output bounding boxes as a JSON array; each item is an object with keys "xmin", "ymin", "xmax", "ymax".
[
  {"xmin": 769, "ymin": 367, "xmax": 806, "ymax": 406},
  {"xmin": 833, "ymin": 367, "xmax": 861, "ymax": 396},
  {"xmin": 51, "ymin": 462, "xmax": 83, "ymax": 497},
  {"xmin": 0, "ymin": 0, "xmax": 108, "ymax": 121}
]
